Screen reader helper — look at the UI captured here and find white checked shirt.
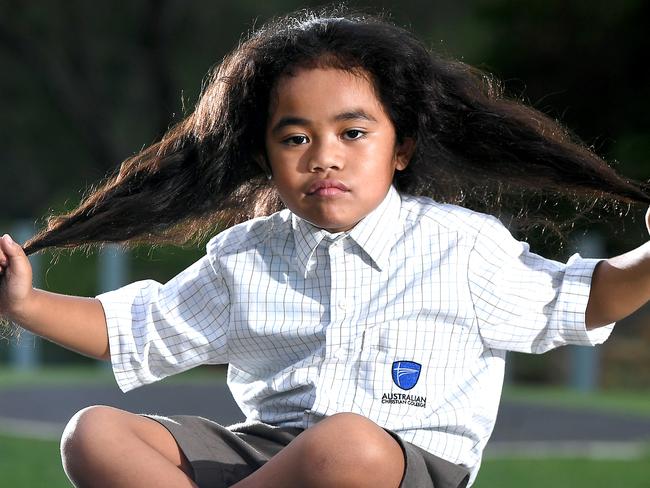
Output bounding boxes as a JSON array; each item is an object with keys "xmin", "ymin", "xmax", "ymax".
[{"xmin": 97, "ymin": 186, "xmax": 613, "ymax": 484}]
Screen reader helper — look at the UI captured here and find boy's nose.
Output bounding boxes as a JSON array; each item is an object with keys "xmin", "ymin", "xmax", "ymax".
[
  {"xmin": 307, "ymin": 140, "xmax": 343, "ymax": 172},
  {"xmin": 308, "ymin": 158, "xmax": 341, "ymax": 172}
]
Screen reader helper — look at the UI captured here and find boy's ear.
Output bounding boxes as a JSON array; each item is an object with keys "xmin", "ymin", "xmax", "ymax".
[{"xmin": 394, "ymin": 137, "xmax": 415, "ymax": 171}]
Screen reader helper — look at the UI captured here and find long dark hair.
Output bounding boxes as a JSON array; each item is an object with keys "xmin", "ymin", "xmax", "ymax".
[{"xmin": 22, "ymin": 7, "xmax": 650, "ymax": 256}]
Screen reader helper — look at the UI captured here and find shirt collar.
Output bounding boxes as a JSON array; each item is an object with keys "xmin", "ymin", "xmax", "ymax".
[{"xmin": 292, "ymin": 186, "xmax": 402, "ymax": 277}]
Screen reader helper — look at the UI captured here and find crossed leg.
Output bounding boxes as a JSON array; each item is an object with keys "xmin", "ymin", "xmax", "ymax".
[
  {"xmin": 61, "ymin": 405, "xmax": 197, "ymax": 488},
  {"xmin": 61, "ymin": 407, "xmax": 405, "ymax": 488},
  {"xmin": 232, "ymin": 412, "xmax": 405, "ymax": 488}
]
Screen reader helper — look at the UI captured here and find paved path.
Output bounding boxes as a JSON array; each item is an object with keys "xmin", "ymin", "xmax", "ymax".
[{"xmin": 1, "ymin": 383, "xmax": 649, "ymax": 458}]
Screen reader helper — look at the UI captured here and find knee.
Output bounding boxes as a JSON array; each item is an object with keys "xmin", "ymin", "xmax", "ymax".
[
  {"xmin": 60, "ymin": 405, "xmax": 119, "ymax": 480},
  {"xmin": 61, "ymin": 405, "xmax": 115, "ymax": 456},
  {"xmin": 298, "ymin": 413, "xmax": 404, "ymax": 488}
]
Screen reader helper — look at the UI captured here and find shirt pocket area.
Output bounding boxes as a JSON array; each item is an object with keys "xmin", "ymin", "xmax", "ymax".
[
  {"xmin": 354, "ymin": 321, "xmax": 438, "ymax": 418},
  {"xmin": 359, "ymin": 319, "xmax": 475, "ymax": 416}
]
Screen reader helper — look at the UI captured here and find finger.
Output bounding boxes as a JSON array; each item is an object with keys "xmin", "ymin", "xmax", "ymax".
[
  {"xmin": 0, "ymin": 234, "xmax": 26, "ymax": 259},
  {"xmin": 0, "ymin": 235, "xmax": 29, "ymax": 279},
  {"xmin": 0, "ymin": 236, "xmax": 10, "ymax": 269},
  {"xmin": 0, "ymin": 235, "xmax": 32, "ymax": 290}
]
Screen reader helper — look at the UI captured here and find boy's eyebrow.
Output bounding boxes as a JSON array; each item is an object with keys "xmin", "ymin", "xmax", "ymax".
[
  {"xmin": 334, "ymin": 110, "xmax": 377, "ymax": 123},
  {"xmin": 270, "ymin": 116, "xmax": 309, "ymax": 135},
  {"xmin": 270, "ymin": 109, "xmax": 377, "ymax": 135}
]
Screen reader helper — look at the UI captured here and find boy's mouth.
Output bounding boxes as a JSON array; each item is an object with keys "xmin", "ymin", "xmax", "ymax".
[{"xmin": 307, "ymin": 179, "xmax": 350, "ymax": 196}]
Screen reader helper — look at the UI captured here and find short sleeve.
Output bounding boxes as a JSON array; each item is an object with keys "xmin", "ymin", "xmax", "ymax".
[
  {"xmin": 467, "ymin": 215, "xmax": 614, "ymax": 353},
  {"xmin": 96, "ymin": 251, "xmax": 230, "ymax": 392}
]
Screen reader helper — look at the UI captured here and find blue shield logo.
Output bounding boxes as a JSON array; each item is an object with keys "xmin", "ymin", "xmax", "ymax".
[{"xmin": 391, "ymin": 361, "xmax": 421, "ymax": 390}]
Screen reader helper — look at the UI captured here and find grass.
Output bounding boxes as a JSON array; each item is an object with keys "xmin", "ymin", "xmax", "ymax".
[
  {"xmin": 1, "ymin": 368, "xmax": 649, "ymax": 486},
  {"xmin": 0, "ymin": 434, "xmax": 69, "ymax": 488},
  {"xmin": 474, "ymin": 456, "xmax": 650, "ymax": 488},
  {"xmin": 502, "ymin": 384, "xmax": 650, "ymax": 418},
  {"xmin": 1, "ymin": 433, "xmax": 649, "ymax": 488},
  {"xmin": 0, "ymin": 364, "xmax": 227, "ymax": 389},
  {"xmin": 0, "ymin": 365, "xmax": 115, "ymax": 388}
]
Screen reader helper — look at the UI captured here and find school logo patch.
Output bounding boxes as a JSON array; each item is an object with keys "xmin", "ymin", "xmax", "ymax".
[{"xmin": 391, "ymin": 360, "xmax": 421, "ymax": 390}]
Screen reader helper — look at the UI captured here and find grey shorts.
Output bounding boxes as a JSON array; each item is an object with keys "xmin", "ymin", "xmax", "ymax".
[{"xmin": 147, "ymin": 415, "xmax": 469, "ymax": 488}]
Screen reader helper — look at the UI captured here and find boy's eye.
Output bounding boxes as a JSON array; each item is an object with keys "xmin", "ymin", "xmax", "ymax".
[
  {"xmin": 343, "ymin": 129, "xmax": 365, "ymax": 140},
  {"xmin": 283, "ymin": 135, "xmax": 309, "ymax": 146}
]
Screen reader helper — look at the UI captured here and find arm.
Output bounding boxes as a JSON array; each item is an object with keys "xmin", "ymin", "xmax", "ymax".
[
  {"xmin": 586, "ymin": 207, "xmax": 650, "ymax": 329},
  {"xmin": 586, "ymin": 241, "xmax": 650, "ymax": 330},
  {"xmin": 0, "ymin": 234, "xmax": 109, "ymax": 360}
]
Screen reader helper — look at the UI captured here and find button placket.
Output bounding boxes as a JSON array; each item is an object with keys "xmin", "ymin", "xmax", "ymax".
[
  {"xmin": 310, "ymin": 236, "xmax": 348, "ymax": 417},
  {"xmin": 328, "ymin": 238, "xmax": 347, "ymax": 324}
]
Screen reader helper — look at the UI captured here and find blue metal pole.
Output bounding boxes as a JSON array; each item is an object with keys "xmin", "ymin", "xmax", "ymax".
[
  {"xmin": 98, "ymin": 244, "xmax": 128, "ymax": 293},
  {"xmin": 97, "ymin": 244, "xmax": 128, "ymax": 369},
  {"xmin": 569, "ymin": 233, "xmax": 605, "ymax": 393}
]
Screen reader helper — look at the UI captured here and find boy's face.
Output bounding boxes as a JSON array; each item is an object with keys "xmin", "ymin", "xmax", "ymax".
[{"xmin": 265, "ymin": 68, "xmax": 412, "ymax": 233}]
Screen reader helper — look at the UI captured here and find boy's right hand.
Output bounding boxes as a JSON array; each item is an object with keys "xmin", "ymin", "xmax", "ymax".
[
  {"xmin": 0, "ymin": 233, "xmax": 109, "ymax": 359},
  {"xmin": 0, "ymin": 234, "xmax": 34, "ymax": 321}
]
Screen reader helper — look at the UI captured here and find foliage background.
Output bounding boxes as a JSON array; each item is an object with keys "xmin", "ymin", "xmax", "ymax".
[{"xmin": 1, "ymin": 0, "xmax": 649, "ymax": 385}]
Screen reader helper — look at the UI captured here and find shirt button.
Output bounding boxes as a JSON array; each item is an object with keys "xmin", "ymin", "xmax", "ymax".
[{"xmin": 337, "ymin": 300, "xmax": 347, "ymax": 311}]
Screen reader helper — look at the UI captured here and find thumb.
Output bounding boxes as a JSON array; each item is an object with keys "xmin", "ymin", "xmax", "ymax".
[
  {"xmin": 0, "ymin": 234, "xmax": 27, "ymax": 260},
  {"xmin": 0, "ymin": 234, "xmax": 31, "ymax": 277}
]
